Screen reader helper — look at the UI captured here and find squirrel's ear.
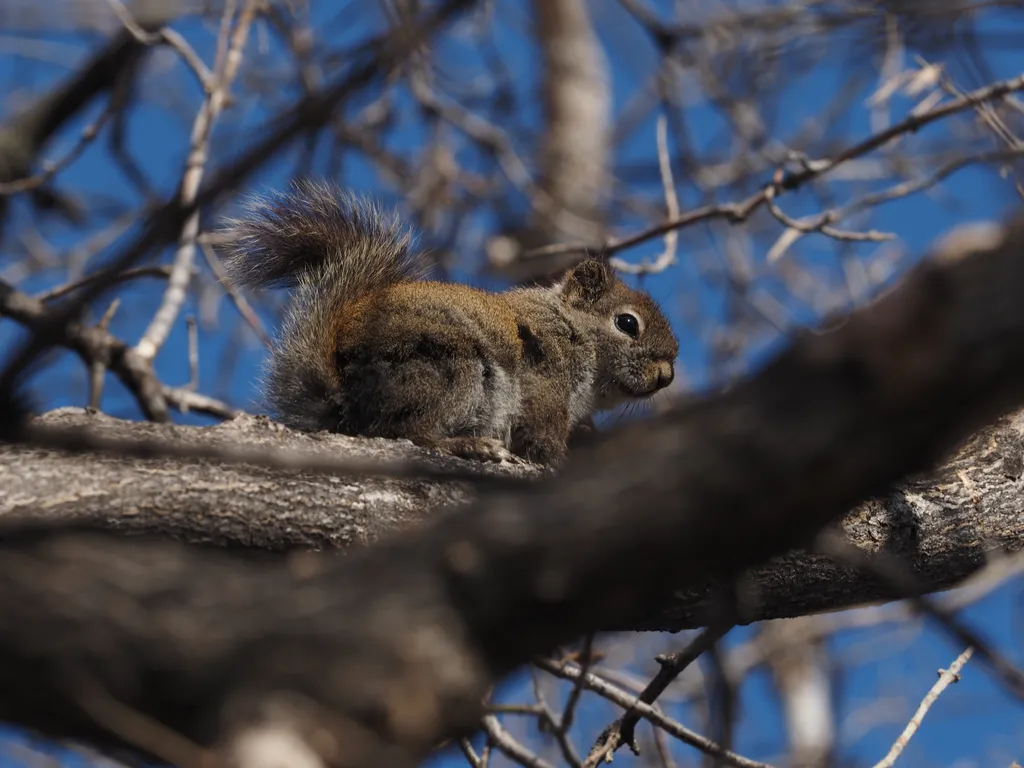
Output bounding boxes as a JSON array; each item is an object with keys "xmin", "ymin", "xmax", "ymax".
[{"xmin": 562, "ymin": 259, "xmax": 613, "ymax": 305}]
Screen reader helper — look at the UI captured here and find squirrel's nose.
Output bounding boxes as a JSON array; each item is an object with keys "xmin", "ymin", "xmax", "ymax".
[{"xmin": 656, "ymin": 361, "xmax": 674, "ymax": 389}]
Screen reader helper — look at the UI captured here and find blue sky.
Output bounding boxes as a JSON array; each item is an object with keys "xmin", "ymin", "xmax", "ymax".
[{"xmin": 0, "ymin": 2, "xmax": 1022, "ymax": 766}]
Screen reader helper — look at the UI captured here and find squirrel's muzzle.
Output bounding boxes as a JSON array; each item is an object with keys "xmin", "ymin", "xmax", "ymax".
[
  {"xmin": 654, "ymin": 360, "xmax": 674, "ymax": 390},
  {"xmin": 629, "ymin": 360, "xmax": 674, "ymax": 398}
]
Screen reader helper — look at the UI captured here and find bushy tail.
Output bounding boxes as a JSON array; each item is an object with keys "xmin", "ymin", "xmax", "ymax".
[
  {"xmin": 219, "ymin": 179, "xmax": 420, "ymax": 292},
  {"xmin": 218, "ymin": 181, "xmax": 422, "ymax": 430}
]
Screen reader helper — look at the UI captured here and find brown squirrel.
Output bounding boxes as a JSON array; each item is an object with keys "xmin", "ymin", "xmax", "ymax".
[{"xmin": 219, "ymin": 181, "xmax": 678, "ymax": 465}]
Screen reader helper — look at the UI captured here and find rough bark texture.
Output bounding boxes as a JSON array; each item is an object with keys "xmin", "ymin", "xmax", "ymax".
[
  {"xmin": 0, "ymin": 408, "xmax": 538, "ymax": 550},
  {"xmin": 1, "ymin": 218, "xmax": 1024, "ymax": 767},
  {"xmin": 649, "ymin": 408, "xmax": 1024, "ymax": 628},
  {"xmin": 1, "ymin": 406, "xmax": 1021, "ymax": 628}
]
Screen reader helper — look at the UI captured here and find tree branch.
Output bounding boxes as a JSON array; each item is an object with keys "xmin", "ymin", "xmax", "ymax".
[
  {"xmin": 0, "ymin": 279, "xmax": 238, "ymax": 421},
  {"xmin": 0, "ymin": 3, "xmax": 185, "ymax": 224},
  {"xmin": 1, "ymin": 217, "xmax": 1024, "ymax": 765}
]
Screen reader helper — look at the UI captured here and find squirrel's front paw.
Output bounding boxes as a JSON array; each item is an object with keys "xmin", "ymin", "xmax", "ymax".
[{"xmin": 436, "ymin": 436, "xmax": 525, "ymax": 465}]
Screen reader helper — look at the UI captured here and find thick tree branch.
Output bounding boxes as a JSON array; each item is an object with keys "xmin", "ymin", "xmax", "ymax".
[
  {"xmin": 531, "ymin": 0, "xmax": 610, "ymax": 240},
  {"xmin": 0, "ymin": 408, "xmax": 538, "ymax": 549},
  {"xmin": 1, "ymin": 402, "xmax": 1020, "ymax": 621},
  {"xmin": 1, "ymin": 218, "xmax": 1024, "ymax": 766}
]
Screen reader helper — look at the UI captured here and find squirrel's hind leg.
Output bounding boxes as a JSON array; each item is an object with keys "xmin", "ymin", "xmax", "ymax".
[
  {"xmin": 336, "ymin": 342, "xmax": 523, "ymax": 464},
  {"xmin": 432, "ymin": 435, "xmax": 526, "ymax": 465}
]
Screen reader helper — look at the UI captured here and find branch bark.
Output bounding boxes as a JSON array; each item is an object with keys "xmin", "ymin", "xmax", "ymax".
[
  {"xmin": 0, "ymin": 408, "xmax": 539, "ymax": 549},
  {"xmin": 532, "ymin": 0, "xmax": 610, "ymax": 237},
  {"xmin": 1, "ymin": 217, "xmax": 1024, "ymax": 766},
  {"xmin": 1, "ymin": 403, "xmax": 1020, "ymax": 622}
]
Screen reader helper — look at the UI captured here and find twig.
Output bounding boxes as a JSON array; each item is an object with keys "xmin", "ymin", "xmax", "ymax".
[
  {"xmin": 705, "ymin": 638, "xmax": 738, "ymax": 766},
  {"xmin": 824, "ymin": 148, "xmax": 1024, "ymax": 226},
  {"xmin": 871, "ymin": 647, "xmax": 974, "ymax": 768},
  {"xmin": 931, "ymin": 57, "xmax": 1024, "ymax": 201},
  {"xmin": 487, "ymin": 703, "xmax": 545, "ymax": 716},
  {"xmin": 816, "ymin": 531, "xmax": 1024, "ymax": 700},
  {"xmin": 104, "ymin": 0, "xmax": 212, "ymax": 90},
  {"xmin": 199, "ymin": 241, "xmax": 270, "ymax": 347},
  {"xmin": 62, "ymin": 210, "xmax": 144, "ymax": 285},
  {"xmin": 186, "ymin": 316, "xmax": 198, "ymax": 392},
  {"xmin": 536, "ymin": 658, "xmax": 773, "ymax": 768},
  {"xmin": 135, "ymin": 0, "xmax": 256, "ymax": 363},
  {"xmin": 75, "ymin": 674, "xmax": 219, "ymax": 768},
  {"xmin": 36, "ymin": 266, "xmax": 174, "ymax": 303},
  {"xmin": 561, "ymin": 634, "xmax": 594, "ymax": 735},
  {"xmin": 459, "ymin": 738, "xmax": 483, "ymax": 768},
  {"xmin": 610, "ymin": 114, "xmax": 679, "ymax": 276},
  {"xmin": 584, "ymin": 625, "xmax": 731, "ymax": 765},
  {"xmin": 763, "ymin": 182, "xmax": 894, "ymax": 254},
  {"xmin": 160, "ymin": 29, "xmax": 215, "ymax": 92},
  {"xmin": 88, "ymin": 298, "xmax": 121, "ymax": 410},
  {"xmin": 0, "ymin": 104, "xmax": 114, "ymax": 195},
  {"xmin": 161, "ymin": 386, "xmax": 238, "ymax": 420},
  {"xmin": 528, "ymin": 665, "xmax": 583, "ymax": 768},
  {"xmin": 525, "ymin": 69, "xmax": 1024, "ymax": 260},
  {"xmin": 481, "ymin": 715, "xmax": 556, "ymax": 768},
  {"xmin": 210, "ymin": 0, "xmax": 239, "ymax": 79}
]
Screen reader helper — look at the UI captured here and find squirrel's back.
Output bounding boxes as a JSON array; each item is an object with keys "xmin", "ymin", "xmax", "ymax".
[{"xmin": 219, "ymin": 181, "xmax": 424, "ymax": 430}]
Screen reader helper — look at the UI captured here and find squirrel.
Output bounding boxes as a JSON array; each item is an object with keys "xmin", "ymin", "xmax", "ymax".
[{"xmin": 218, "ymin": 181, "xmax": 679, "ymax": 466}]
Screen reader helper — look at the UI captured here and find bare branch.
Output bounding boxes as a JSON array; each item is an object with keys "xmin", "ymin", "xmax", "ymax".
[
  {"xmin": 2, "ymin": 280, "xmax": 238, "ymax": 422},
  {"xmin": 871, "ymin": 647, "xmax": 974, "ymax": 768},
  {"xmin": 585, "ymin": 626, "xmax": 731, "ymax": 765},
  {"xmin": 525, "ymin": 69, "xmax": 1024, "ymax": 261},
  {"xmin": 609, "ymin": 115, "xmax": 679, "ymax": 276},
  {"xmin": 536, "ymin": 658, "xmax": 772, "ymax": 768},
  {"xmin": 134, "ymin": 0, "xmax": 256, "ymax": 362}
]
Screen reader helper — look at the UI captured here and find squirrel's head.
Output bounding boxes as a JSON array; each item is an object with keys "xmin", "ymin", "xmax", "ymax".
[{"xmin": 560, "ymin": 259, "xmax": 679, "ymax": 410}]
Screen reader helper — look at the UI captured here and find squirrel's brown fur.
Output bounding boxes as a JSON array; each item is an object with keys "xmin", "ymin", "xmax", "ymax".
[{"xmin": 219, "ymin": 181, "xmax": 678, "ymax": 465}]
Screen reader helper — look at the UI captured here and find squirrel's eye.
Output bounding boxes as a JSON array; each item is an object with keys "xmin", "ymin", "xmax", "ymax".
[{"xmin": 615, "ymin": 313, "xmax": 640, "ymax": 339}]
